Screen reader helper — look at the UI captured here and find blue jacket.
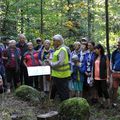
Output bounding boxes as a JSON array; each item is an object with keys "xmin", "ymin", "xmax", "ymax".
[
  {"xmin": 71, "ymin": 64, "xmax": 84, "ymax": 82},
  {"xmin": 79, "ymin": 51, "xmax": 87, "ymax": 73},
  {"xmin": 111, "ymin": 49, "xmax": 120, "ymax": 71},
  {"xmin": 85, "ymin": 51, "xmax": 95, "ymax": 72}
]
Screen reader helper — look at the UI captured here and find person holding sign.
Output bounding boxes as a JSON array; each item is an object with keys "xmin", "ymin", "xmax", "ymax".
[
  {"xmin": 48, "ymin": 34, "xmax": 71, "ymax": 101},
  {"xmin": 38, "ymin": 40, "xmax": 54, "ymax": 94},
  {"xmin": 23, "ymin": 42, "xmax": 41, "ymax": 89}
]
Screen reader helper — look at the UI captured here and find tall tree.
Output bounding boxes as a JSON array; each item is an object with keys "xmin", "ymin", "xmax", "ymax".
[
  {"xmin": 105, "ymin": 0, "xmax": 110, "ymax": 56},
  {"xmin": 40, "ymin": 0, "xmax": 43, "ymax": 34}
]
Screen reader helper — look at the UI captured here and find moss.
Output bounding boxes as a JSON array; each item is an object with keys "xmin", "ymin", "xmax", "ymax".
[
  {"xmin": 118, "ymin": 87, "xmax": 120, "ymax": 100},
  {"xmin": 59, "ymin": 97, "xmax": 90, "ymax": 120},
  {"xmin": 1, "ymin": 111, "xmax": 11, "ymax": 120},
  {"xmin": 15, "ymin": 85, "xmax": 44, "ymax": 102},
  {"xmin": 118, "ymin": 87, "xmax": 120, "ymax": 96}
]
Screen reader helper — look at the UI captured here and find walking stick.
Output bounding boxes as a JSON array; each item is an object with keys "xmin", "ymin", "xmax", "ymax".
[{"xmin": 48, "ymin": 76, "xmax": 53, "ymax": 106}]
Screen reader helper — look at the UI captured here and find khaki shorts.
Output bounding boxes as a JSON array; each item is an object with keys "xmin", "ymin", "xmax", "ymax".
[{"xmin": 112, "ymin": 73, "xmax": 120, "ymax": 89}]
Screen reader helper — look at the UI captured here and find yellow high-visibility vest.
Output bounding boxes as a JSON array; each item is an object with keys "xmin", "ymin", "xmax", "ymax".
[{"xmin": 51, "ymin": 46, "xmax": 71, "ymax": 78}]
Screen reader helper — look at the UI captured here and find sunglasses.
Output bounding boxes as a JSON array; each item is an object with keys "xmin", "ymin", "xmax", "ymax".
[{"xmin": 36, "ymin": 40, "xmax": 42, "ymax": 42}]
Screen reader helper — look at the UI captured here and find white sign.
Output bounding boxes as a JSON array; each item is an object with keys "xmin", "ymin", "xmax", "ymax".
[{"xmin": 27, "ymin": 66, "xmax": 51, "ymax": 76}]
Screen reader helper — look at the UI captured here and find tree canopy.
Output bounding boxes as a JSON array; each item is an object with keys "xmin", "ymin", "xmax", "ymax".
[{"xmin": 0, "ymin": 0, "xmax": 120, "ymax": 48}]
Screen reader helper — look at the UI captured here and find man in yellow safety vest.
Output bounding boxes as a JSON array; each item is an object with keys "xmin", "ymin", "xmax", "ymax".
[{"xmin": 48, "ymin": 34, "xmax": 71, "ymax": 101}]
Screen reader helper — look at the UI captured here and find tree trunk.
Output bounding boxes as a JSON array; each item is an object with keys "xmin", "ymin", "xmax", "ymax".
[
  {"xmin": 88, "ymin": 0, "xmax": 91, "ymax": 40},
  {"xmin": 20, "ymin": 9, "xmax": 24, "ymax": 33},
  {"xmin": 40, "ymin": 0, "xmax": 43, "ymax": 34},
  {"xmin": 105, "ymin": 0, "xmax": 110, "ymax": 57},
  {"xmin": 1, "ymin": 0, "xmax": 9, "ymax": 35},
  {"xmin": 67, "ymin": 0, "xmax": 72, "ymax": 37}
]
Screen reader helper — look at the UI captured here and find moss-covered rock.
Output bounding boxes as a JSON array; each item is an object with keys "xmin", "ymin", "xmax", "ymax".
[
  {"xmin": 15, "ymin": 85, "xmax": 46, "ymax": 103},
  {"xmin": 59, "ymin": 97, "xmax": 90, "ymax": 120},
  {"xmin": 118, "ymin": 87, "xmax": 120, "ymax": 100}
]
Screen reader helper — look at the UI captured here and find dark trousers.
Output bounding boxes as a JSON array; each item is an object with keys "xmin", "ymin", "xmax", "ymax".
[
  {"xmin": 23, "ymin": 67, "xmax": 29, "ymax": 85},
  {"xmin": 27, "ymin": 76, "xmax": 39, "ymax": 89},
  {"xmin": 94, "ymin": 80, "xmax": 109, "ymax": 99},
  {"xmin": 20, "ymin": 63, "xmax": 26, "ymax": 85},
  {"xmin": 6, "ymin": 69, "xmax": 20, "ymax": 89},
  {"xmin": 50, "ymin": 77, "xmax": 70, "ymax": 101},
  {"xmin": 39, "ymin": 76, "xmax": 43, "ymax": 91},
  {"xmin": 24, "ymin": 67, "xmax": 39, "ymax": 89}
]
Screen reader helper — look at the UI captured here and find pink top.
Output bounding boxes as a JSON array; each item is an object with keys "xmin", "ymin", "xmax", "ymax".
[
  {"xmin": 94, "ymin": 58, "xmax": 100, "ymax": 80},
  {"xmin": 94, "ymin": 58, "xmax": 106, "ymax": 80}
]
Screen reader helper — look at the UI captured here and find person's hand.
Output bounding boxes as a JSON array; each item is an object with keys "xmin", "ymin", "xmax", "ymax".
[
  {"xmin": 106, "ymin": 77, "xmax": 110, "ymax": 87},
  {"xmin": 2, "ymin": 57, "xmax": 8, "ymax": 60},
  {"xmin": 44, "ymin": 59, "xmax": 50, "ymax": 65},
  {"xmin": 85, "ymin": 72, "xmax": 91, "ymax": 77},
  {"xmin": 85, "ymin": 72, "xmax": 89, "ymax": 76},
  {"xmin": 39, "ymin": 60, "xmax": 42, "ymax": 65},
  {"xmin": 111, "ymin": 70, "xmax": 115, "ymax": 73},
  {"xmin": 0, "ymin": 80, "xmax": 3, "ymax": 86},
  {"xmin": 76, "ymin": 61, "xmax": 80, "ymax": 66}
]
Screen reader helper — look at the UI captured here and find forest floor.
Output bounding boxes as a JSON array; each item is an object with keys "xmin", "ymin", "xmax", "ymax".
[{"xmin": 0, "ymin": 90, "xmax": 120, "ymax": 120}]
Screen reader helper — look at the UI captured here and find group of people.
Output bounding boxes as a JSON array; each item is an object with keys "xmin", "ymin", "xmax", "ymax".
[
  {"xmin": 69, "ymin": 37, "xmax": 120, "ymax": 108},
  {"xmin": 0, "ymin": 34, "xmax": 120, "ymax": 109},
  {"xmin": 0, "ymin": 34, "xmax": 54, "ymax": 93}
]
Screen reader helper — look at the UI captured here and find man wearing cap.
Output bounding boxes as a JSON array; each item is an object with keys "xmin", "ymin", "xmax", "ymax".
[
  {"xmin": 34, "ymin": 38, "xmax": 44, "ymax": 51},
  {"xmin": 48, "ymin": 34, "xmax": 71, "ymax": 101}
]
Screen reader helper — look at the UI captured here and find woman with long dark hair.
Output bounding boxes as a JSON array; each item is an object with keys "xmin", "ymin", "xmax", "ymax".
[
  {"xmin": 93, "ymin": 44, "xmax": 110, "ymax": 108},
  {"xmin": 38, "ymin": 40, "xmax": 54, "ymax": 93}
]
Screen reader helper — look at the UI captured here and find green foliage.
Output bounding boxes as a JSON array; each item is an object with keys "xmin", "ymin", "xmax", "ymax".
[
  {"xmin": 0, "ymin": 0, "xmax": 120, "ymax": 48},
  {"xmin": 59, "ymin": 97, "xmax": 90, "ymax": 120},
  {"xmin": 93, "ymin": 0, "xmax": 120, "ymax": 45}
]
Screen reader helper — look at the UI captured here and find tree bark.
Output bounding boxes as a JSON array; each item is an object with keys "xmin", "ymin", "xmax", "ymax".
[
  {"xmin": 20, "ymin": 9, "xmax": 24, "ymax": 33},
  {"xmin": 40, "ymin": 0, "xmax": 43, "ymax": 34},
  {"xmin": 105, "ymin": 0, "xmax": 110, "ymax": 57}
]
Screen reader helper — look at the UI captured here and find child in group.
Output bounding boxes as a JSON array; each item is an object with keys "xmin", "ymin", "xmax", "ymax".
[{"xmin": 71, "ymin": 55, "xmax": 84, "ymax": 97}]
